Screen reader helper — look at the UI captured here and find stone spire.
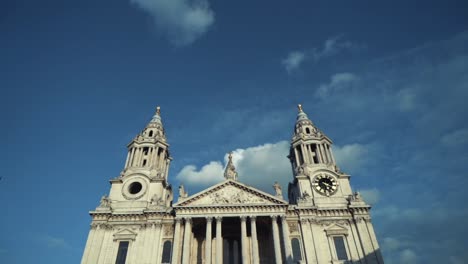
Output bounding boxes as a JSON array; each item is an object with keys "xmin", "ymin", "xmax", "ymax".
[
  {"xmin": 145, "ymin": 106, "xmax": 165, "ymax": 140},
  {"xmin": 224, "ymin": 152, "xmax": 238, "ymax": 181}
]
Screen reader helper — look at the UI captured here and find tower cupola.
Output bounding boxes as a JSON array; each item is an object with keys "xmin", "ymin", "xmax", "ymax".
[
  {"xmin": 122, "ymin": 106, "xmax": 172, "ymax": 181},
  {"xmin": 289, "ymin": 104, "xmax": 336, "ymax": 175}
]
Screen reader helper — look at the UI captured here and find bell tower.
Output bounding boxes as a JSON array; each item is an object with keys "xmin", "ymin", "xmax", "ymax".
[
  {"xmin": 106, "ymin": 106, "xmax": 173, "ymax": 212},
  {"xmin": 287, "ymin": 104, "xmax": 353, "ymax": 207}
]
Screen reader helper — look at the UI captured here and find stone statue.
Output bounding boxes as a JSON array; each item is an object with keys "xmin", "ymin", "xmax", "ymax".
[
  {"xmin": 99, "ymin": 195, "xmax": 110, "ymax": 207},
  {"xmin": 179, "ymin": 184, "xmax": 188, "ymax": 199},
  {"xmin": 273, "ymin": 182, "xmax": 283, "ymax": 197}
]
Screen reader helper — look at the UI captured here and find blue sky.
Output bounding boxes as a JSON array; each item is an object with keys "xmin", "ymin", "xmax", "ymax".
[{"xmin": 1, "ymin": 0, "xmax": 468, "ymax": 263}]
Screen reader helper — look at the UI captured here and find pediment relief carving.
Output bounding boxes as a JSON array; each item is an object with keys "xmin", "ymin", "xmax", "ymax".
[{"xmin": 175, "ymin": 181, "xmax": 286, "ymax": 207}]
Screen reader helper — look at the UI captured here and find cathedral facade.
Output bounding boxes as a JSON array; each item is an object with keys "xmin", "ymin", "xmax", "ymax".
[{"xmin": 81, "ymin": 105, "xmax": 384, "ymax": 264}]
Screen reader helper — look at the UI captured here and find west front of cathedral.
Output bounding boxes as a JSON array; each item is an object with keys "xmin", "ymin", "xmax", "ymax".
[{"xmin": 81, "ymin": 105, "xmax": 384, "ymax": 264}]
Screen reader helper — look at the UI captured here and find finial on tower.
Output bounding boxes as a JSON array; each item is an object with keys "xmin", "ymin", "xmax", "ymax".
[
  {"xmin": 298, "ymin": 104, "xmax": 303, "ymax": 112},
  {"xmin": 156, "ymin": 106, "xmax": 161, "ymax": 116}
]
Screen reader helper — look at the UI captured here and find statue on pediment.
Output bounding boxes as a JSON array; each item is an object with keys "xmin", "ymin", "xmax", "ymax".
[{"xmin": 273, "ymin": 182, "xmax": 283, "ymax": 197}]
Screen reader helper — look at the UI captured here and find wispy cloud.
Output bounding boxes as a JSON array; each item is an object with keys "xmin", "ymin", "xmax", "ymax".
[
  {"xmin": 282, "ymin": 51, "xmax": 306, "ymax": 73},
  {"xmin": 359, "ymin": 188, "xmax": 380, "ymax": 205},
  {"xmin": 131, "ymin": 0, "xmax": 215, "ymax": 46},
  {"xmin": 281, "ymin": 35, "xmax": 358, "ymax": 73},
  {"xmin": 311, "ymin": 35, "xmax": 356, "ymax": 62},
  {"xmin": 441, "ymin": 128, "xmax": 468, "ymax": 147},
  {"xmin": 315, "ymin": 72, "xmax": 359, "ymax": 98}
]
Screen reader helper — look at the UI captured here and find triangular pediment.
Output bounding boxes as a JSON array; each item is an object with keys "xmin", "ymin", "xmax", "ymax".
[
  {"xmin": 113, "ymin": 228, "xmax": 137, "ymax": 241},
  {"xmin": 174, "ymin": 180, "xmax": 287, "ymax": 207},
  {"xmin": 324, "ymin": 223, "xmax": 349, "ymax": 236}
]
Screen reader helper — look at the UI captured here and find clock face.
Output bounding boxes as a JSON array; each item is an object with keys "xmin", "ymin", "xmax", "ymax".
[{"xmin": 313, "ymin": 174, "xmax": 338, "ymax": 196}]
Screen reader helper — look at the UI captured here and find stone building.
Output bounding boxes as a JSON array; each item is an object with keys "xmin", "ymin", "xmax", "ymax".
[{"xmin": 81, "ymin": 105, "xmax": 384, "ymax": 264}]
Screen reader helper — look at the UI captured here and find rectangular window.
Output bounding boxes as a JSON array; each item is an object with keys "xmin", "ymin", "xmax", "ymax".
[
  {"xmin": 333, "ymin": 236, "xmax": 348, "ymax": 260},
  {"xmin": 115, "ymin": 241, "xmax": 129, "ymax": 264}
]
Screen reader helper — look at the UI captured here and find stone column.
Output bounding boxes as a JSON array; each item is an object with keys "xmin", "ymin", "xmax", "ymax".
[
  {"xmin": 182, "ymin": 218, "xmax": 192, "ymax": 264},
  {"xmin": 233, "ymin": 240, "xmax": 239, "ymax": 264},
  {"xmin": 159, "ymin": 149, "xmax": 165, "ymax": 169},
  {"xmin": 205, "ymin": 217, "xmax": 213, "ymax": 264},
  {"xmin": 329, "ymin": 145, "xmax": 336, "ymax": 164},
  {"xmin": 320, "ymin": 144, "xmax": 328, "ymax": 163},
  {"xmin": 271, "ymin": 216, "xmax": 282, "ymax": 264},
  {"xmin": 301, "ymin": 144, "xmax": 309, "ymax": 164},
  {"xmin": 281, "ymin": 216, "xmax": 293, "ymax": 263},
  {"xmin": 216, "ymin": 217, "xmax": 223, "ymax": 264},
  {"xmin": 129, "ymin": 148, "xmax": 135, "ymax": 167},
  {"xmin": 294, "ymin": 147, "xmax": 301, "ymax": 165},
  {"xmin": 240, "ymin": 216, "xmax": 249, "ymax": 264},
  {"xmin": 250, "ymin": 216, "xmax": 260, "ymax": 264},
  {"xmin": 171, "ymin": 218, "xmax": 182, "ymax": 264}
]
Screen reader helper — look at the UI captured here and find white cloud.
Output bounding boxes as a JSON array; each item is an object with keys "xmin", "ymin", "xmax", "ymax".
[
  {"xmin": 131, "ymin": 0, "xmax": 215, "ymax": 46},
  {"xmin": 359, "ymin": 188, "xmax": 380, "ymax": 205},
  {"xmin": 400, "ymin": 249, "xmax": 418, "ymax": 264},
  {"xmin": 315, "ymin": 72, "xmax": 359, "ymax": 98},
  {"xmin": 177, "ymin": 140, "xmax": 378, "ymax": 197},
  {"xmin": 176, "ymin": 161, "xmax": 224, "ymax": 186},
  {"xmin": 441, "ymin": 128, "xmax": 468, "ymax": 147},
  {"xmin": 176, "ymin": 141, "xmax": 292, "ymax": 195},
  {"xmin": 333, "ymin": 143, "xmax": 369, "ymax": 173},
  {"xmin": 282, "ymin": 51, "xmax": 306, "ymax": 73}
]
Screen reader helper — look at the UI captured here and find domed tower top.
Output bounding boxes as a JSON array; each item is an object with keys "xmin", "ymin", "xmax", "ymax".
[
  {"xmin": 143, "ymin": 106, "xmax": 166, "ymax": 141},
  {"xmin": 292, "ymin": 104, "xmax": 328, "ymax": 141},
  {"xmin": 289, "ymin": 104, "xmax": 336, "ymax": 174}
]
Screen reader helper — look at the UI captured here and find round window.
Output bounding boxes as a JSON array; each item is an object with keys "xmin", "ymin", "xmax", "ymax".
[{"xmin": 128, "ymin": 182, "xmax": 143, "ymax": 194}]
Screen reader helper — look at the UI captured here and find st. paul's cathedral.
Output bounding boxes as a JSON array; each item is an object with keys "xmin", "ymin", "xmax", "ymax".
[{"xmin": 81, "ymin": 105, "xmax": 384, "ymax": 264}]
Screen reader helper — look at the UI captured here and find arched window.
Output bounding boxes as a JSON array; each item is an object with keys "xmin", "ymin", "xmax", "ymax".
[
  {"xmin": 149, "ymin": 130, "xmax": 153, "ymax": 137},
  {"xmin": 161, "ymin": 241, "xmax": 172, "ymax": 264},
  {"xmin": 291, "ymin": 238, "xmax": 302, "ymax": 261},
  {"xmin": 306, "ymin": 127, "xmax": 310, "ymax": 134}
]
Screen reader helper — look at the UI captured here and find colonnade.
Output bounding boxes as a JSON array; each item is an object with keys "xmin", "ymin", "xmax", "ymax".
[
  {"xmin": 124, "ymin": 146, "xmax": 169, "ymax": 173},
  {"xmin": 171, "ymin": 215, "xmax": 292, "ymax": 264},
  {"xmin": 293, "ymin": 142, "xmax": 335, "ymax": 166}
]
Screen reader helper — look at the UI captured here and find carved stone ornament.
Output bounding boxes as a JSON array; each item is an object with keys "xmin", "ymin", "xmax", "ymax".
[
  {"xmin": 288, "ymin": 222, "xmax": 299, "ymax": 233},
  {"xmin": 163, "ymin": 225, "xmax": 174, "ymax": 236},
  {"xmin": 98, "ymin": 195, "xmax": 111, "ymax": 208},
  {"xmin": 206, "ymin": 186, "xmax": 266, "ymax": 204}
]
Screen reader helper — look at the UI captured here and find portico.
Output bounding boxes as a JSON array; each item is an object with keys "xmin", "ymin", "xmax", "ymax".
[
  {"xmin": 171, "ymin": 214, "xmax": 290, "ymax": 264},
  {"xmin": 172, "ymin": 176, "xmax": 292, "ymax": 264}
]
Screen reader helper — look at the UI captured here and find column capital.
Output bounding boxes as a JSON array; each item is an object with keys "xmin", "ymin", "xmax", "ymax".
[
  {"xmin": 240, "ymin": 216, "xmax": 247, "ymax": 222},
  {"xmin": 206, "ymin": 216, "xmax": 213, "ymax": 223},
  {"xmin": 175, "ymin": 217, "xmax": 183, "ymax": 224},
  {"xmin": 280, "ymin": 215, "xmax": 288, "ymax": 221},
  {"xmin": 271, "ymin": 215, "xmax": 279, "ymax": 220},
  {"xmin": 250, "ymin": 215, "xmax": 257, "ymax": 221},
  {"xmin": 184, "ymin": 217, "xmax": 192, "ymax": 224},
  {"xmin": 215, "ymin": 216, "xmax": 223, "ymax": 222}
]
